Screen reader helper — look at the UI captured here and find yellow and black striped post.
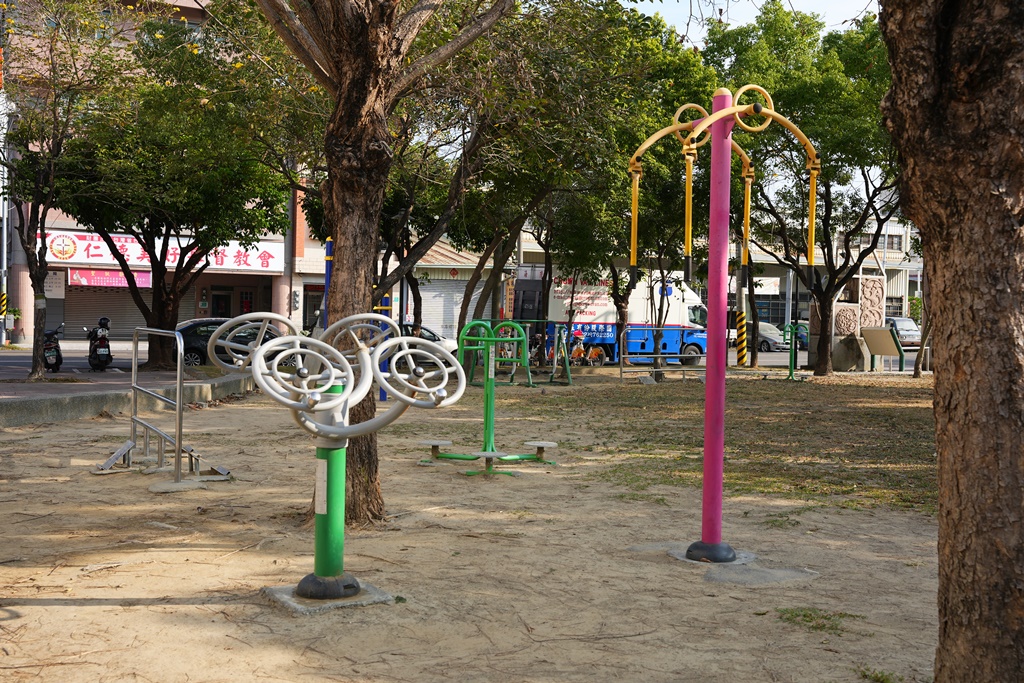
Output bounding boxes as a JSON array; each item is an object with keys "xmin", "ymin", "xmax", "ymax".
[
  {"xmin": 736, "ymin": 309, "xmax": 747, "ymax": 367},
  {"xmin": 0, "ymin": 292, "xmax": 7, "ymax": 318}
]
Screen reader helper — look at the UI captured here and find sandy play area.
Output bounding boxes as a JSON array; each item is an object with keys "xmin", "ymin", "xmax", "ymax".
[{"xmin": 1, "ymin": 372, "xmax": 937, "ymax": 682}]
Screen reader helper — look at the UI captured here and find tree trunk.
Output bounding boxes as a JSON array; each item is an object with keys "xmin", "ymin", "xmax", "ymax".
[
  {"xmin": 29, "ymin": 294, "xmax": 47, "ymax": 381},
  {"xmin": 472, "ymin": 236, "xmax": 516, "ymax": 321},
  {"xmin": 322, "ymin": 100, "xmax": 392, "ymax": 525},
  {"xmin": 458, "ymin": 233, "xmax": 501, "ymax": 331},
  {"xmin": 812, "ymin": 294, "xmax": 834, "ymax": 376},
  {"xmin": 144, "ymin": 283, "xmax": 180, "ymax": 369},
  {"xmin": 879, "ymin": 2, "xmax": 1024, "ymax": 679},
  {"xmin": 404, "ymin": 271, "xmax": 422, "ymax": 326}
]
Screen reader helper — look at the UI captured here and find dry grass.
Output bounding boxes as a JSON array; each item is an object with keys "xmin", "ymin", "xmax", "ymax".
[{"xmin": 496, "ymin": 371, "xmax": 936, "ymax": 512}]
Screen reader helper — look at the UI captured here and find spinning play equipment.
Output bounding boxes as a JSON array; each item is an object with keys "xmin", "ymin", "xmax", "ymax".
[
  {"xmin": 209, "ymin": 312, "xmax": 466, "ymax": 600},
  {"xmin": 418, "ymin": 320, "xmax": 555, "ymax": 475},
  {"xmin": 629, "ymin": 85, "xmax": 820, "ymax": 562}
]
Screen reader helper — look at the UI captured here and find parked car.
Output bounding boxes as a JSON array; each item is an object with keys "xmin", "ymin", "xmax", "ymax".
[
  {"xmin": 175, "ymin": 318, "xmax": 293, "ymax": 367},
  {"xmin": 886, "ymin": 317, "xmax": 921, "ymax": 348},
  {"xmin": 399, "ymin": 324, "xmax": 459, "ymax": 353},
  {"xmin": 795, "ymin": 326, "xmax": 809, "ymax": 350},
  {"xmin": 757, "ymin": 322, "xmax": 791, "ymax": 352}
]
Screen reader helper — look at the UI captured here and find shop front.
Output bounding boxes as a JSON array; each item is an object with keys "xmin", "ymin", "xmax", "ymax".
[{"xmin": 37, "ymin": 229, "xmax": 285, "ymax": 340}]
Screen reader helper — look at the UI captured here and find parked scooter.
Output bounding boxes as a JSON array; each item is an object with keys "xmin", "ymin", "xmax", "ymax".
[
  {"xmin": 84, "ymin": 316, "xmax": 113, "ymax": 371},
  {"xmin": 43, "ymin": 322, "xmax": 65, "ymax": 372}
]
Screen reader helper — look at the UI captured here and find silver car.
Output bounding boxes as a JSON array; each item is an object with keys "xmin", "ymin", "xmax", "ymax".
[
  {"xmin": 757, "ymin": 322, "xmax": 791, "ymax": 352},
  {"xmin": 886, "ymin": 317, "xmax": 921, "ymax": 348}
]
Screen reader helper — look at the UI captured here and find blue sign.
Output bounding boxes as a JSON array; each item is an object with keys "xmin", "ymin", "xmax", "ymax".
[{"xmin": 659, "ymin": 286, "xmax": 673, "ymax": 297}]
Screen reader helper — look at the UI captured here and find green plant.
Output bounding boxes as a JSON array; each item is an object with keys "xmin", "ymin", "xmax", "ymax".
[
  {"xmin": 907, "ymin": 297, "xmax": 923, "ymax": 325},
  {"xmin": 777, "ymin": 607, "xmax": 864, "ymax": 634},
  {"xmin": 856, "ymin": 667, "xmax": 905, "ymax": 682}
]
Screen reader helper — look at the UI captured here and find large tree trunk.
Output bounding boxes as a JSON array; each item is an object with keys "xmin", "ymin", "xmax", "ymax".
[
  {"xmin": 322, "ymin": 99, "xmax": 392, "ymax": 525},
  {"xmin": 144, "ymin": 283, "xmax": 180, "ymax": 369},
  {"xmin": 879, "ymin": 2, "xmax": 1024, "ymax": 680}
]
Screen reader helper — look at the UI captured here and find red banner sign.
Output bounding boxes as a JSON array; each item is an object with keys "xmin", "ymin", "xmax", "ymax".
[{"xmin": 68, "ymin": 269, "xmax": 152, "ymax": 288}]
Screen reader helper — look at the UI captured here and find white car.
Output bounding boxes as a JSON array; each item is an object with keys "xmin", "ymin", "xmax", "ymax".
[{"xmin": 400, "ymin": 324, "xmax": 458, "ymax": 353}]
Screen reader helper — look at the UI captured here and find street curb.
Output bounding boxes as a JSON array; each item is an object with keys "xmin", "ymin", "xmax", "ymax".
[{"xmin": 0, "ymin": 374, "xmax": 256, "ymax": 428}]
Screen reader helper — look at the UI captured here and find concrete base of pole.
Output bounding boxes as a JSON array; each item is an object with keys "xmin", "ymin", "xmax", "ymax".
[
  {"xmin": 296, "ymin": 571, "xmax": 360, "ymax": 599},
  {"xmin": 683, "ymin": 540, "xmax": 738, "ymax": 563},
  {"xmin": 262, "ymin": 580, "xmax": 393, "ymax": 615},
  {"xmin": 670, "ymin": 548, "xmax": 755, "ymax": 565},
  {"xmin": 147, "ymin": 479, "xmax": 208, "ymax": 493}
]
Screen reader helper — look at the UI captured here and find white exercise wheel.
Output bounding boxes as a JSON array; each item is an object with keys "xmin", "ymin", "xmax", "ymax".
[
  {"xmin": 371, "ymin": 337, "xmax": 466, "ymax": 409},
  {"xmin": 207, "ymin": 313, "xmax": 301, "ymax": 372},
  {"xmin": 251, "ymin": 336, "xmax": 361, "ymax": 412}
]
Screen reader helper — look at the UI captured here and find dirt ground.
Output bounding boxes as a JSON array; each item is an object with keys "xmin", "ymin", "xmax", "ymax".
[{"xmin": 1, "ymin": 371, "xmax": 937, "ymax": 682}]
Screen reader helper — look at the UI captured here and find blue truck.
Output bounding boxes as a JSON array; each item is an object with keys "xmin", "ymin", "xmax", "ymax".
[{"xmin": 544, "ymin": 275, "xmax": 708, "ymax": 365}]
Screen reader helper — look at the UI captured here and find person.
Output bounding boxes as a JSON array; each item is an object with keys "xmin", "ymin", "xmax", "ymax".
[{"xmin": 410, "ymin": 324, "xmax": 422, "ymax": 337}]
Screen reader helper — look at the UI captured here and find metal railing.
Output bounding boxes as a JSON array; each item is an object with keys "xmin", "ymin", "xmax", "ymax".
[
  {"xmin": 129, "ymin": 327, "xmax": 190, "ymax": 483},
  {"xmin": 618, "ymin": 326, "xmax": 706, "ymax": 381}
]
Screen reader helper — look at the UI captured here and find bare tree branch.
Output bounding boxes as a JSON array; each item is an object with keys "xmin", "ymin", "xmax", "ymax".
[
  {"xmin": 390, "ymin": 0, "xmax": 514, "ymax": 103},
  {"xmin": 253, "ymin": 0, "xmax": 337, "ymax": 96}
]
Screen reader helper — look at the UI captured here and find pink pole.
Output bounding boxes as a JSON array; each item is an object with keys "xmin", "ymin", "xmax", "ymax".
[{"xmin": 687, "ymin": 88, "xmax": 736, "ymax": 562}]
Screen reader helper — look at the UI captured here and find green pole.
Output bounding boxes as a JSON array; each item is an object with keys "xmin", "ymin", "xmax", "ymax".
[
  {"xmin": 296, "ymin": 384, "xmax": 359, "ymax": 599},
  {"xmin": 314, "ymin": 442, "xmax": 346, "ymax": 577},
  {"xmin": 483, "ymin": 340, "xmax": 496, "ymax": 452}
]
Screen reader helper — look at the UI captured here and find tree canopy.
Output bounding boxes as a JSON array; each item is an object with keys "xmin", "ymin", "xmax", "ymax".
[{"xmin": 58, "ymin": 17, "xmax": 290, "ymax": 364}]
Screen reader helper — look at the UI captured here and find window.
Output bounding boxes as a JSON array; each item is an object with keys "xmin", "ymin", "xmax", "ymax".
[
  {"xmin": 688, "ymin": 305, "xmax": 708, "ymax": 328},
  {"xmin": 885, "ymin": 297, "xmax": 904, "ymax": 318},
  {"xmin": 859, "ymin": 233, "xmax": 904, "ymax": 251}
]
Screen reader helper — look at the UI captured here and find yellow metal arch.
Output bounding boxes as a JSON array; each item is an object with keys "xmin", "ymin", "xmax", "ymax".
[{"xmin": 628, "ymin": 89, "xmax": 822, "ymax": 271}]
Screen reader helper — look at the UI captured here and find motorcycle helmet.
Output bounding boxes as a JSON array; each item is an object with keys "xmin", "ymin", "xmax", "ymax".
[{"xmin": 98, "ymin": 316, "xmax": 111, "ymax": 329}]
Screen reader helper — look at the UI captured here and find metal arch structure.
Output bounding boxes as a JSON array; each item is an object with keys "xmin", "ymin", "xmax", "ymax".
[
  {"xmin": 626, "ymin": 85, "xmax": 821, "ymax": 564},
  {"xmin": 210, "ymin": 312, "xmax": 466, "ymax": 601}
]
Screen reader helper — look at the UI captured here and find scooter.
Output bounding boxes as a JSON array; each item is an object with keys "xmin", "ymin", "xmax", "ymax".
[
  {"xmin": 84, "ymin": 317, "xmax": 113, "ymax": 371},
  {"xmin": 43, "ymin": 322, "xmax": 65, "ymax": 372}
]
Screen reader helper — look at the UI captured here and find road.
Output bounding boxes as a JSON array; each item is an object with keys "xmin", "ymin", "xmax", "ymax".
[{"xmin": 0, "ymin": 340, "xmax": 148, "ymax": 376}]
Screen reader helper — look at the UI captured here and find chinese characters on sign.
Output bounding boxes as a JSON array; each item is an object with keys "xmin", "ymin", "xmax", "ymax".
[
  {"xmin": 42, "ymin": 230, "xmax": 285, "ymax": 274},
  {"xmin": 68, "ymin": 269, "xmax": 152, "ymax": 289}
]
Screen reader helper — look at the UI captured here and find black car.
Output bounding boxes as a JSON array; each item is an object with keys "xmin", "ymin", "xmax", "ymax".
[{"xmin": 175, "ymin": 317, "xmax": 293, "ymax": 367}]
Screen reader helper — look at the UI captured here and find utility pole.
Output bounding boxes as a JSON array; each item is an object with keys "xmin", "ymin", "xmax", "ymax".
[{"xmin": 0, "ymin": 15, "xmax": 8, "ymax": 346}]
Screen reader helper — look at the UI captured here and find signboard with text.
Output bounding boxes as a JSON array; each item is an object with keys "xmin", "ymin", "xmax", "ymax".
[
  {"xmin": 68, "ymin": 268, "xmax": 152, "ymax": 288},
  {"xmin": 40, "ymin": 230, "xmax": 285, "ymax": 274}
]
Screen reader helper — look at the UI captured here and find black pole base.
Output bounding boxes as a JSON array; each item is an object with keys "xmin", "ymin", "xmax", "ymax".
[
  {"xmin": 684, "ymin": 256, "xmax": 693, "ymax": 283},
  {"xmin": 685, "ymin": 540, "xmax": 737, "ymax": 563},
  {"xmin": 295, "ymin": 572, "xmax": 361, "ymax": 599}
]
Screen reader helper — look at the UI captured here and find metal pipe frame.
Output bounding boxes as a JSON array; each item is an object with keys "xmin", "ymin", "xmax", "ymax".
[{"xmin": 131, "ymin": 327, "xmax": 186, "ymax": 482}]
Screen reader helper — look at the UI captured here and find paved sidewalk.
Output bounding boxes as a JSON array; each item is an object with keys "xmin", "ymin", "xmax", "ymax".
[{"xmin": 0, "ymin": 340, "xmax": 254, "ymax": 427}]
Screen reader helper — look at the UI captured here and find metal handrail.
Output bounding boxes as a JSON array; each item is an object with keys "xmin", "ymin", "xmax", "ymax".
[
  {"xmin": 131, "ymin": 327, "xmax": 187, "ymax": 482},
  {"xmin": 618, "ymin": 325, "xmax": 706, "ymax": 381}
]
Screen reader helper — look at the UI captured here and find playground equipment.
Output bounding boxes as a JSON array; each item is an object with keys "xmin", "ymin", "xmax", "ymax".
[
  {"xmin": 544, "ymin": 324, "xmax": 573, "ymax": 385},
  {"xmin": 629, "ymin": 85, "xmax": 820, "ymax": 562},
  {"xmin": 95, "ymin": 327, "xmax": 229, "ymax": 492},
  {"xmin": 418, "ymin": 320, "xmax": 555, "ymax": 475},
  {"xmin": 210, "ymin": 312, "xmax": 466, "ymax": 600},
  {"xmin": 783, "ymin": 322, "xmax": 809, "ymax": 380},
  {"xmin": 462, "ymin": 320, "xmax": 534, "ymax": 388}
]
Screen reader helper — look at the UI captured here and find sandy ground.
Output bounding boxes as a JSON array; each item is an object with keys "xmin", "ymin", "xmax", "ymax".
[{"xmin": 1, "ymin": 373, "xmax": 937, "ymax": 682}]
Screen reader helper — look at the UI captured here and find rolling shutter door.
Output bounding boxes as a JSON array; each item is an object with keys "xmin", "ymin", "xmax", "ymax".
[
  {"xmin": 419, "ymin": 280, "xmax": 492, "ymax": 339},
  {"xmin": 64, "ymin": 285, "xmax": 197, "ymax": 340}
]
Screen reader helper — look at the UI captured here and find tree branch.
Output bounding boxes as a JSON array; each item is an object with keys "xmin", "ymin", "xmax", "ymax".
[
  {"xmin": 390, "ymin": 0, "xmax": 514, "ymax": 103},
  {"xmin": 253, "ymin": 0, "xmax": 337, "ymax": 97}
]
